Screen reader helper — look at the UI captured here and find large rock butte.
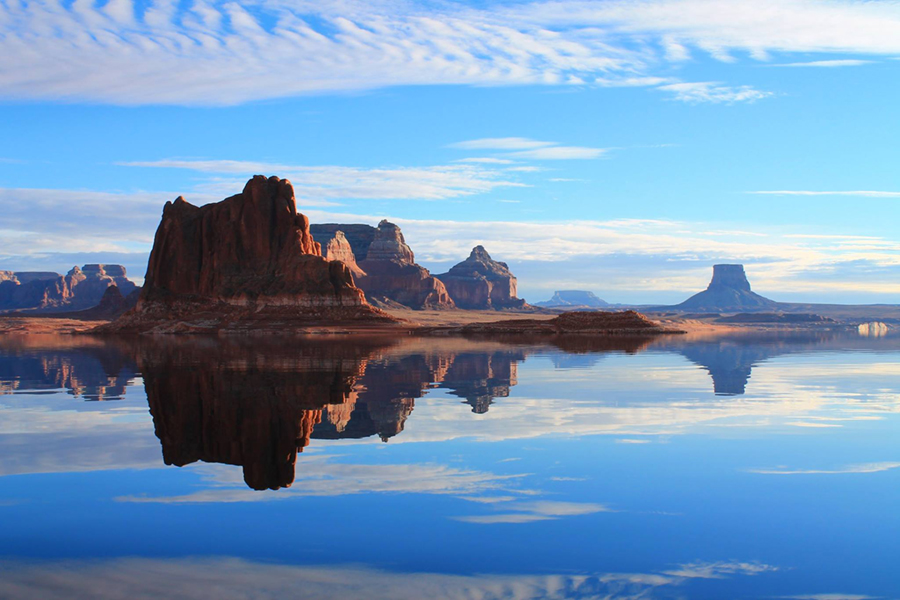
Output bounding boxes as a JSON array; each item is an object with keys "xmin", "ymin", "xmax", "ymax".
[
  {"xmin": 0, "ymin": 265, "xmax": 137, "ymax": 312},
  {"xmin": 674, "ymin": 264, "xmax": 778, "ymax": 312},
  {"xmin": 311, "ymin": 220, "xmax": 453, "ymax": 309},
  {"xmin": 436, "ymin": 246, "xmax": 526, "ymax": 309},
  {"xmin": 105, "ymin": 175, "xmax": 391, "ymax": 332}
]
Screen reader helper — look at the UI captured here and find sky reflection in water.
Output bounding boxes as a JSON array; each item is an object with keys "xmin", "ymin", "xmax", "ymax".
[{"xmin": 0, "ymin": 331, "xmax": 897, "ymax": 599}]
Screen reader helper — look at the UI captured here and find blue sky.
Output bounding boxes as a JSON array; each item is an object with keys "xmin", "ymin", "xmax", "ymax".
[{"xmin": 1, "ymin": 0, "xmax": 900, "ymax": 304}]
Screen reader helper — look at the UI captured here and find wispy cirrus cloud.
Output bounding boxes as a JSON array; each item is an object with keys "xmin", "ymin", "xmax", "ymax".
[
  {"xmin": 748, "ymin": 461, "xmax": 900, "ymax": 475},
  {"xmin": 750, "ymin": 190, "xmax": 900, "ymax": 198},
  {"xmin": 8, "ymin": 0, "xmax": 900, "ymax": 106},
  {"xmin": 770, "ymin": 59, "xmax": 874, "ymax": 68},
  {"xmin": 658, "ymin": 82, "xmax": 773, "ymax": 104},
  {"xmin": 119, "ymin": 159, "xmax": 525, "ymax": 200},
  {"xmin": 450, "ymin": 137, "xmax": 607, "ymax": 160}
]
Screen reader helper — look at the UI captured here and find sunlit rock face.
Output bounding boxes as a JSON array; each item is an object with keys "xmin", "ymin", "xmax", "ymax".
[
  {"xmin": 436, "ymin": 246, "xmax": 526, "ymax": 310},
  {"xmin": 323, "ymin": 231, "xmax": 366, "ymax": 279},
  {"xmin": 0, "ymin": 265, "xmax": 137, "ymax": 312},
  {"xmin": 674, "ymin": 264, "xmax": 778, "ymax": 312}
]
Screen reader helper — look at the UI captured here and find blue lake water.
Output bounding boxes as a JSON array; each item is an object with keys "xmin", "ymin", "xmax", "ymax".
[{"xmin": 0, "ymin": 331, "xmax": 897, "ymax": 599}]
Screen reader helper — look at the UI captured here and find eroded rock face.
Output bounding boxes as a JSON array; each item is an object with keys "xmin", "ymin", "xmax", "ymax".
[
  {"xmin": 105, "ymin": 176, "xmax": 390, "ymax": 332},
  {"xmin": 436, "ymin": 246, "xmax": 525, "ymax": 310},
  {"xmin": 0, "ymin": 265, "xmax": 137, "ymax": 312},
  {"xmin": 355, "ymin": 220, "xmax": 454, "ymax": 309},
  {"xmin": 324, "ymin": 231, "xmax": 366, "ymax": 279},
  {"xmin": 310, "ymin": 224, "xmax": 377, "ymax": 261},
  {"xmin": 674, "ymin": 264, "xmax": 778, "ymax": 312}
]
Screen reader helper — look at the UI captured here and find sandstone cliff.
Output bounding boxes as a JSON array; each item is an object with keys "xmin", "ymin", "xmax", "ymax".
[
  {"xmin": 104, "ymin": 176, "xmax": 393, "ymax": 333},
  {"xmin": 323, "ymin": 231, "xmax": 366, "ymax": 279},
  {"xmin": 436, "ymin": 246, "xmax": 525, "ymax": 310}
]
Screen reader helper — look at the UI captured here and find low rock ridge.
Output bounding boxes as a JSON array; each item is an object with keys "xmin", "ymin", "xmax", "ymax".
[
  {"xmin": 0, "ymin": 264, "xmax": 138, "ymax": 313},
  {"xmin": 430, "ymin": 310, "xmax": 680, "ymax": 336},
  {"xmin": 536, "ymin": 290, "xmax": 609, "ymax": 308},
  {"xmin": 436, "ymin": 246, "xmax": 526, "ymax": 310},
  {"xmin": 101, "ymin": 175, "xmax": 394, "ymax": 333}
]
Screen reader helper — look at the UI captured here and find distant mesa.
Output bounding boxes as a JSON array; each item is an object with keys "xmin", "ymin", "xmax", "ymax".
[
  {"xmin": 0, "ymin": 264, "xmax": 138, "ymax": 313},
  {"xmin": 535, "ymin": 290, "xmax": 609, "ymax": 308},
  {"xmin": 449, "ymin": 310, "xmax": 677, "ymax": 335},
  {"xmin": 435, "ymin": 246, "xmax": 526, "ymax": 310},
  {"xmin": 103, "ymin": 175, "xmax": 393, "ymax": 333},
  {"xmin": 311, "ymin": 220, "xmax": 454, "ymax": 309},
  {"xmin": 672, "ymin": 264, "xmax": 778, "ymax": 312}
]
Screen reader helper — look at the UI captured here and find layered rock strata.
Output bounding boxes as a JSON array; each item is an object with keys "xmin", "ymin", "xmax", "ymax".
[
  {"xmin": 104, "ymin": 176, "xmax": 393, "ymax": 333},
  {"xmin": 436, "ymin": 246, "xmax": 525, "ymax": 310}
]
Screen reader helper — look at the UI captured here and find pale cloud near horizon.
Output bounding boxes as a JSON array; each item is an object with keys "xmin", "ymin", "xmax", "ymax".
[
  {"xmin": 4, "ymin": 0, "xmax": 900, "ymax": 105},
  {"xmin": 770, "ymin": 59, "xmax": 874, "ymax": 68},
  {"xmin": 450, "ymin": 137, "xmax": 607, "ymax": 160}
]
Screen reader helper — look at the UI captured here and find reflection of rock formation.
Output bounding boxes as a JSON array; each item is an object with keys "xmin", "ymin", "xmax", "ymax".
[
  {"xmin": 0, "ymin": 339, "xmax": 138, "ymax": 400},
  {"xmin": 439, "ymin": 350, "xmax": 526, "ymax": 413},
  {"xmin": 652, "ymin": 331, "xmax": 845, "ymax": 395},
  {"xmin": 137, "ymin": 339, "xmax": 377, "ymax": 490}
]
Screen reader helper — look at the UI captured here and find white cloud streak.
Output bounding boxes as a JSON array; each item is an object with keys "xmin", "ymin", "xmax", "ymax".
[
  {"xmin": 748, "ymin": 462, "xmax": 900, "ymax": 475},
  {"xmin": 6, "ymin": 0, "xmax": 900, "ymax": 105}
]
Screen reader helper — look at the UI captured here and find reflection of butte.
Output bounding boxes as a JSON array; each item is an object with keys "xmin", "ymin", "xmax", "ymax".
[{"xmin": 139, "ymin": 339, "xmax": 376, "ymax": 491}]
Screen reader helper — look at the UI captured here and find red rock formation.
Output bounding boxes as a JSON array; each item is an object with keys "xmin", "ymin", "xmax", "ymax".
[
  {"xmin": 355, "ymin": 220, "xmax": 454, "ymax": 309},
  {"xmin": 105, "ymin": 176, "xmax": 393, "ymax": 332},
  {"xmin": 436, "ymin": 246, "xmax": 526, "ymax": 310}
]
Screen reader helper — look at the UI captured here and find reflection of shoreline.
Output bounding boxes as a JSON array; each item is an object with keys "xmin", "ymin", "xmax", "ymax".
[{"xmin": 3, "ymin": 332, "xmax": 897, "ymax": 489}]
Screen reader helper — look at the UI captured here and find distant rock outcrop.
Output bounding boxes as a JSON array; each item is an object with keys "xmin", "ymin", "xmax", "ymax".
[
  {"xmin": 436, "ymin": 246, "xmax": 525, "ymax": 310},
  {"xmin": 311, "ymin": 224, "xmax": 378, "ymax": 262},
  {"xmin": 0, "ymin": 265, "xmax": 137, "ymax": 313},
  {"xmin": 356, "ymin": 221, "xmax": 453, "ymax": 309},
  {"xmin": 322, "ymin": 231, "xmax": 366, "ymax": 279},
  {"xmin": 674, "ymin": 264, "xmax": 777, "ymax": 312},
  {"xmin": 103, "ymin": 175, "xmax": 392, "ymax": 333},
  {"xmin": 313, "ymin": 220, "xmax": 453, "ymax": 309},
  {"xmin": 536, "ymin": 290, "xmax": 609, "ymax": 308}
]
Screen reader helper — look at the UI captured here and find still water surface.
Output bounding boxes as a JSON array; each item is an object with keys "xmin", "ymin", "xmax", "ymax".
[{"xmin": 0, "ymin": 331, "xmax": 898, "ymax": 599}]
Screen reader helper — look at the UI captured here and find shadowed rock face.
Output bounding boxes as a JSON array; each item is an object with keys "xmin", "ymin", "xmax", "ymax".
[
  {"xmin": 0, "ymin": 265, "xmax": 137, "ymax": 312},
  {"xmin": 674, "ymin": 264, "xmax": 778, "ymax": 312},
  {"xmin": 436, "ymin": 246, "xmax": 526, "ymax": 310}
]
